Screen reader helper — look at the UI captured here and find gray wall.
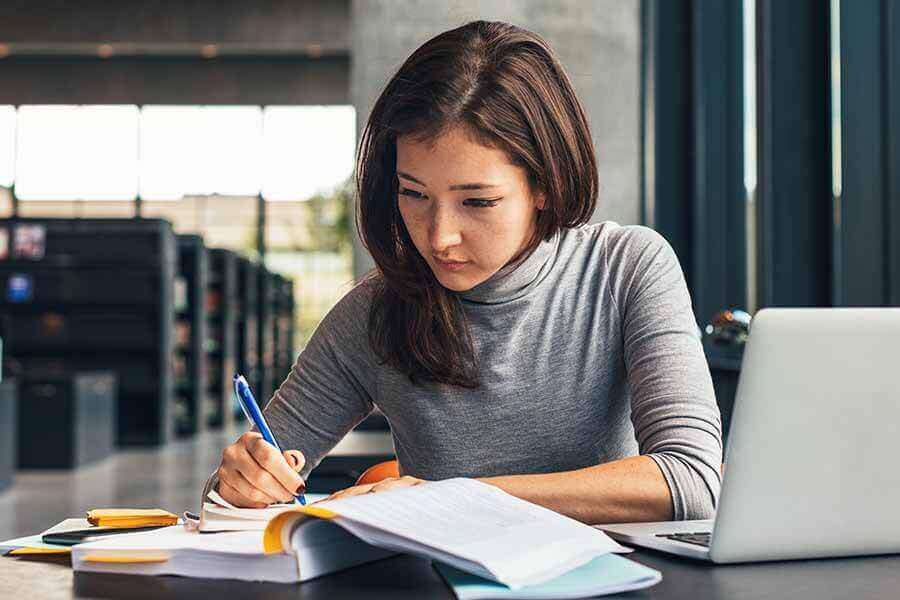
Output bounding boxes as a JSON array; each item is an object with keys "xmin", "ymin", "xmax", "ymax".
[{"xmin": 350, "ymin": 0, "xmax": 641, "ymax": 279}]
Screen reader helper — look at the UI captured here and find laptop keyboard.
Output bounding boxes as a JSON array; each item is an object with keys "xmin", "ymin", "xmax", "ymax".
[{"xmin": 656, "ymin": 532, "xmax": 711, "ymax": 547}]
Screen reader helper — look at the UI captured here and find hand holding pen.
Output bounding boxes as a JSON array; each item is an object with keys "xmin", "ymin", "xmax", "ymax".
[{"xmin": 215, "ymin": 375, "xmax": 307, "ymax": 508}]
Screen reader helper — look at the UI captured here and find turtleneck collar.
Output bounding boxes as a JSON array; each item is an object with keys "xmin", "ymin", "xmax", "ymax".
[{"xmin": 459, "ymin": 232, "xmax": 560, "ymax": 304}]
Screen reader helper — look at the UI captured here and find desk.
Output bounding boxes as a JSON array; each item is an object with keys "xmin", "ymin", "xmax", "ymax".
[{"xmin": 2, "ymin": 549, "xmax": 899, "ymax": 599}]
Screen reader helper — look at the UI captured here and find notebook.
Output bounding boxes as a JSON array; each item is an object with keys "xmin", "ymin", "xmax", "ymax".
[
  {"xmin": 434, "ymin": 554, "xmax": 662, "ymax": 599},
  {"xmin": 0, "ymin": 519, "xmax": 87, "ymax": 555},
  {"xmin": 1, "ymin": 518, "xmax": 131, "ymax": 555},
  {"xmin": 73, "ymin": 478, "xmax": 630, "ymax": 588},
  {"xmin": 1, "ymin": 516, "xmax": 186, "ymax": 556},
  {"xmin": 197, "ymin": 490, "xmax": 329, "ymax": 532}
]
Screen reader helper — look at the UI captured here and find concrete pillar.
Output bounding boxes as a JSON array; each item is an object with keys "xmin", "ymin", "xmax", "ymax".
[{"xmin": 350, "ymin": 0, "xmax": 641, "ymax": 279}]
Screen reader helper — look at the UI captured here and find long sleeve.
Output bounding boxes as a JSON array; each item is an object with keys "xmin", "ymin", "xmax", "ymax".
[
  {"xmin": 264, "ymin": 282, "xmax": 377, "ymax": 478},
  {"xmin": 200, "ymin": 282, "xmax": 377, "ymax": 507},
  {"xmin": 608, "ymin": 226, "xmax": 723, "ymax": 520}
]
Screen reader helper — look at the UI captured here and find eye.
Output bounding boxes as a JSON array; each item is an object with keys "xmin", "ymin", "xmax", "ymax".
[
  {"xmin": 464, "ymin": 198, "xmax": 501, "ymax": 208},
  {"xmin": 398, "ymin": 187, "xmax": 426, "ymax": 200}
]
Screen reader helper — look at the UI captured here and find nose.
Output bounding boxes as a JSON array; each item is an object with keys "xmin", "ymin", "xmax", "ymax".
[{"xmin": 428, "ymin": 204, "xmax": 462, "ymax": 255}]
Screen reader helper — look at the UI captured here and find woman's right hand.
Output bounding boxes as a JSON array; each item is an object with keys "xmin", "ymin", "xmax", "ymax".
[{"xmin": 216, "ymin": 432, "xmax": 306, "ymax": 508}]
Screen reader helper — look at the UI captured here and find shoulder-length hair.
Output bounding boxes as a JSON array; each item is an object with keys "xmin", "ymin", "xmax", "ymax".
[{"xmin": 357, "ymin": 20, "xmax": 598, "ymax": 388}]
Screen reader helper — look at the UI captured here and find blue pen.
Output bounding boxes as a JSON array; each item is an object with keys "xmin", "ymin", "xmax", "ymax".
[{"xmin": 233, "ymin": 374, "xmax": 306, "ymax": 505}]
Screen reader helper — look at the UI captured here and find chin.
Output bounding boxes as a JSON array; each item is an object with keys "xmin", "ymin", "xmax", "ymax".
[
  {"xmin": 432, "ymin": 270, "xmax": 491, "ymax": 292},
  {"xmin": 435, "ymin": 274, "xmax": 476, "ymax": 292}
]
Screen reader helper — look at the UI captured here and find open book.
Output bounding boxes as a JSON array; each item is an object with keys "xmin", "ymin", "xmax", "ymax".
[
  {"xmin": 72, "ymin": 479, "xmax": 650, "ymax": 591},
  {"xmin": 196, "ymin": 489, "xmax": 325, "ymax": 532}
]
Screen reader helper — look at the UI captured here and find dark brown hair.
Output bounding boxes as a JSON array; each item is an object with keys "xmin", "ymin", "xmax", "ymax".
[{"xmin": 356, "ymin": 20, "xmax": 598, "ymax": 388}]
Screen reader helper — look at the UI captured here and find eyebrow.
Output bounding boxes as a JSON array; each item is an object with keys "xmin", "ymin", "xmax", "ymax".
[{"xmin": 397, "ymin": 171, "xmax": 501, "ymax": 191}]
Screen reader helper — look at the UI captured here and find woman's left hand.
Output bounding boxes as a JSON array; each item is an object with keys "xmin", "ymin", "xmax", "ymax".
[{"xmin": 321, "ymin": 475, "xmax": 427, "ymax": 502}]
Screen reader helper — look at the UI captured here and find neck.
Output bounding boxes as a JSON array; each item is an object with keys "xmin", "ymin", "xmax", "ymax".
[{"xmin": 459, "ymin": 232, "xmax": 560, "ymax": 304}]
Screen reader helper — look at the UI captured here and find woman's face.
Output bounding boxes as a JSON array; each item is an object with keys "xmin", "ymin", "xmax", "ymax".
[{"xmin": 396, "ymin": 126, "xmax": 544, "ymax": 292}]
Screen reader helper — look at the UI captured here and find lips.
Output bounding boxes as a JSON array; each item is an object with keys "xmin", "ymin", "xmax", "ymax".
[{"xmin": 434, "ymin": 256, "xmax": 469, "ymax": 270}]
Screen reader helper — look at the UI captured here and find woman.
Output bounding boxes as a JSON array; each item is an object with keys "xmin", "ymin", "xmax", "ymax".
[{"xmin": 210, "ymin": 20, "xmax": 722, "ymax": 524}]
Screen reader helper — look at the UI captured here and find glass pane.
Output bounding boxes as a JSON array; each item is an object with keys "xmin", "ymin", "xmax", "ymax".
[
  {"xmin": 0, "ymin": 105, "xmax": 15, "ymax": 188},
  {"xmin": 262, "ymin": 106, "xmax": 356, "ymax": 201},
  {"xmin": 16, "ymin": 105, "xmax": 139, "ymax": 200},
  {"xmin": 141, "ymin": 194, "xmax": 259, "ymax": 256},
  {"xmin": 0, "ymin": 187, "xmax": 13, "ymax": 218},
  {"xmin": 743, "ymin": 0, "xmax": 758, "ymax": 313},
  {"xmin": 266, "ymin": 250, "xmax": 353, "ymax": 352},
  {"xmin": 140, "ymin": 106, "xmax": 263, "ymax": 200}
]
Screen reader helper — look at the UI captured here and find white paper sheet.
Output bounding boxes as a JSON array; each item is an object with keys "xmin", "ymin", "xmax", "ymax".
[{"xmin": 313, "ymin": 478, "xmax": 623, "ymax": 588}]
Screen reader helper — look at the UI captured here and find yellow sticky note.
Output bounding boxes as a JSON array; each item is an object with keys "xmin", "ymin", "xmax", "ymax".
[
  {"xmin": 86, "ymin": 509, "xmax": 178, "ymax": 528},
  {"xmin": 9, "ymin": 547, "xmax": 72, "ymax": 556},
  {"xmin": 82, "ymin": 554, "xmax": 169, "ymax": 564}
]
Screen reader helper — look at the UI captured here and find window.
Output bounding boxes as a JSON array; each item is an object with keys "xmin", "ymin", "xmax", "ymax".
[
  {"xmin": 16, "ymin": 105, "xmax": 139, "ymax": 201},
  {"xmin": 1, "ymin": 103, "xmax": 358, "ymax": 353}
]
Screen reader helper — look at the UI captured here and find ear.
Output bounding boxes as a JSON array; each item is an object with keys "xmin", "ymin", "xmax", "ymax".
[{"xmin": 535, "ymin": 192, "xmax": 547, "ymax": 211}]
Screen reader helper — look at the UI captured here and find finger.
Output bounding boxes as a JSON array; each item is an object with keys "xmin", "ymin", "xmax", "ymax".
[
  {"xmin": 283, "ymin": 450, "xmax": 306, "ymax": 473},
  {"xmin": 370, "ymin": 478, "xmax": 420, "ymax": 493},
  {"xmin": 218, "ymin": 479, "xmax": 267, "ymax": 508},
  {"xmin": 236, "ymin": 443, "xmax": 298, "ymax": 502},
  {"xmin": 326, "ymin": 483, "xmax": 375, "ymax": 501},
  {"xmin": 218, "ymin": 467, "xmax": 279, "ymax": 507},
  {"xmin": 245, "ymin": 437, "xmax": 305, "ymax": 496}
]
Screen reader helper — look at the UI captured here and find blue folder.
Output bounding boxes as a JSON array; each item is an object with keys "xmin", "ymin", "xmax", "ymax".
[{"xmin": 434, "ymin": 553, "xmax": 662, "ymax": 599}]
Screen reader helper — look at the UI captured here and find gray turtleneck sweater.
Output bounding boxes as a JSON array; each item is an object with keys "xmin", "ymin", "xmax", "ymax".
[{"xmin": 232, "ymin": 222, "xmax": 723, "ymax": 520}]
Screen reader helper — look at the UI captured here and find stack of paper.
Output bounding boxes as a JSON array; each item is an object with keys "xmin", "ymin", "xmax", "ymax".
[{"xmin": 71, "ymin": 524, "xmax": 392, "ymax": 583}]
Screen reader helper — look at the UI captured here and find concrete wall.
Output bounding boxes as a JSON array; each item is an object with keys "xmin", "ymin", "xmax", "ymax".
[{"xmin": 350, "ymin": 0, "xmax": 641, "ymax": 278}]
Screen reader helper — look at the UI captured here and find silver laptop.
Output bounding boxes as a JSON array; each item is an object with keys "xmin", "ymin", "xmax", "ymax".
[{"xmin": 598, "ymin": 308, "xmax": 900, "ymax": 563}]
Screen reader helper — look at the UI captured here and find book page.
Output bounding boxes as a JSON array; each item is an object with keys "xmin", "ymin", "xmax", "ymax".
[
  {"xmin": 314, "ymin": 478, "xmax": 621, "ymax": 587},
  {"xmin": 201, "ymin": 490, "xmax": 329, "ymax": 531}
]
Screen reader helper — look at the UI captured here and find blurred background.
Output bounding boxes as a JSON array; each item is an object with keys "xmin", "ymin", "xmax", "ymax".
[{"xmin": 0, "ymin": 0, "xmax": 896, "ymax": 538}]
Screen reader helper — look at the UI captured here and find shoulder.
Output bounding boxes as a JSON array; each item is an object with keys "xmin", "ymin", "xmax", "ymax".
[
  {"xmin": 561, "ymin": 221, "xmax": 677, "ymax": 271},
  {"xmin": 559, "ymin": 222, "xmax": 684, "ymax": 312}
]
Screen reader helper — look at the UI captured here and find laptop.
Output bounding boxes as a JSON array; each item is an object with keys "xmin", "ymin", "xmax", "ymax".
[{"xmin": 598, "ymin": 308, "xmax": 900, "ymax": 563}]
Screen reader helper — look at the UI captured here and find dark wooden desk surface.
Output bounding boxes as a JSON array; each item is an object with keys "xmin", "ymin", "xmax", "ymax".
[
  {"xmin": 2, "ymin": 431, "xmax": 899, "ymax": 599},
  {"xmin": 3, "ymin": 548, "xmax": 900, "ymax": 599}
]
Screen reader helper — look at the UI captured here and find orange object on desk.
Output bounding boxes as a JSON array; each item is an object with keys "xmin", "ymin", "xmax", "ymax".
[{"xmin": 355, "ymin": 460, "xmax": 399, "ymax": 486}]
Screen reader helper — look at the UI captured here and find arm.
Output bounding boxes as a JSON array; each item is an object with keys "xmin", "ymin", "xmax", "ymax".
[
  {"xmin": 486, "ymin": 228, "xmax": 722, "ymax": 523},
  {"xmin": 203, "ymin": 283, "xmax": 378, "ymax": 507},
  {"xmin": 477, "ymin": 456, "xmax": 672, "ymax": 523}
]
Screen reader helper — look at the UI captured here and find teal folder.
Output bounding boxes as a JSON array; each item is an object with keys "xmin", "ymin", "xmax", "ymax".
[{"xmin": 434, "ymin": 553, "xmax": 662, "ymax": 599}]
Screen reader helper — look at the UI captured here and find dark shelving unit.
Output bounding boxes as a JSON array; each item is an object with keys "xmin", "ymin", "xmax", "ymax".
[
  {"xmin": 17, "ymin": 371, "xmax": 116, "ymax": 468},
  {"xmin": 257, "ymin": 266, "xmax": 278, "ymax": 404},
  {"xmin": 0, "ymin": 380, "xmax": 16, "ymax": 491},
  {"xmin": 235, "ymin": 257, "xmax": 260, "ymax": 423},
  {"xmin": 206, "ymin": 248, "xmax": 238, "ymax": 430},
  {"xmin": 273, "ymin": 273, "xmax": 296, "ymax": 388},
  {"xmin": 175, "ymin": 234, "xmax": 208, "ymax": 437},
  {"xmin": 0, "ymin": 218, "xmax": 176, "ymax": 446}
]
